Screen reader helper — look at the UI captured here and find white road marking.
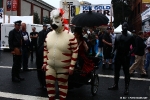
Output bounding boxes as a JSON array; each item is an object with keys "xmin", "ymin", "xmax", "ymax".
[
  {"xmin": 0, "ymin": 91, "xmax": 48, "ymax": 100},
  {"xmin": 98, "ymin": 74, "xmax": 150, "ymax": 81},
  {"xmin": 0, "ymin": 66, "xmax": 37, "ymax": 70},
  {"xmin": 0, "ymin": 66, "xmax": 150, "ymax": 82}
]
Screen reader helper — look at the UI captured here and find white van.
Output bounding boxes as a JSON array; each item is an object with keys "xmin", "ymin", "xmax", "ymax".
[{"xmin": 1, "ymin": 24, "xmax": 43, "ymax": 49}]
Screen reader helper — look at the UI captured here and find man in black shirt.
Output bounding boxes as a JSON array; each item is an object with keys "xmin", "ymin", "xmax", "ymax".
[
  {"xmin": 129, "ymin": 31, "xmax": 147, "ymax": 76},
  {"xmin": 30, "ymin": 27, "xmax": 38, "ymax": 61},
  {"xmin": 8, "ymin": 20, "xmax": 24, "ymax": 82},
  {"xmin": 36, "ymin": 24, "xmax": 47, "ymax": 89},
  {"xmin": 102, "ymin": 27, "xmax": 113, "ymax": 69}
]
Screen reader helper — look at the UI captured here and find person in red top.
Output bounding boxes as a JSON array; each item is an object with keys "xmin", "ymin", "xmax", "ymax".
[{"xmin": 74, "ymin": 26, "xmax": 94, "ymax": 74}]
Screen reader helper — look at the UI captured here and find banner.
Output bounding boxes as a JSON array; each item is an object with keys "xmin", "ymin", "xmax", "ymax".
[
  {"xmin": 80, "ymin": 5, "xmax": 111, "ymax": 15},
  {"xmin": 141, "ymin": 7, "xmax": 150, "ymax": 21},
  {"xmin": 12, "ymin": 0, "xmax": 18, "ymax": 11},
  {"xmin": 6, "ymin": 0, "xmax": 18, "ymax": 11},
  {"xmin": 6, "ymin": 0, "xmax": 11, "ymax": 11}
]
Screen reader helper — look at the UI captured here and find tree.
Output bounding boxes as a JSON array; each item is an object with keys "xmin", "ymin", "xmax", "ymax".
[
  {"xmin": 43, "ymin": 16, "xmax": 50, "ymax": 24},
  {"xmin": 112, "ymin": 0, "xmax": 131, "ymax": 28},
  {"xmin": 34, "ymin": 12, "xmax": 40, "ymax": 24}
]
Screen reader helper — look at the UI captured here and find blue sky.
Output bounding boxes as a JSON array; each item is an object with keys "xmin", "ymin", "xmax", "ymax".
[{"xmin": 43, "ymin": 0, "xmax": 111, "ymax": 8}]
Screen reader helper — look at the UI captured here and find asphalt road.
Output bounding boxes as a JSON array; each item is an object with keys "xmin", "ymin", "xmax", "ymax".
[{"xmin": 0, "ymin": 50, "xmax": 150, "ymax": 100}]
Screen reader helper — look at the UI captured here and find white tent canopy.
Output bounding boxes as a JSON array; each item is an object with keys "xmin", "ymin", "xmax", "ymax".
[
  {"xmin": 10, "ymin": 16, "xmax": 33, "ymax": 24},
  {"xmin": 114, "ymin": 25, "xmax": 122, "ymax": 33},
  {"xmin": 114, "ymin": 24, "xmax": 131, "ymax": 34},
  {"xmin": 0, "ymin": 15, "xmax": 33, "ymax": 24}
]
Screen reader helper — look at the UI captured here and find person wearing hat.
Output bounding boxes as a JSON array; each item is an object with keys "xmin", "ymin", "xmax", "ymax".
[
  {"xmin": 108, "ymin": 22, "xmax": 135, "ymax": 95},
  {"xmin": 36, "ymin": 24, "xmax": 48, "ymax": 89},
  {"xmin": 8, "ymin": 20, "xmax": 24, "ymax": 82},
  {"xmin": 102, "ymin": 26, "xmax": 113, "ymax": 70}
]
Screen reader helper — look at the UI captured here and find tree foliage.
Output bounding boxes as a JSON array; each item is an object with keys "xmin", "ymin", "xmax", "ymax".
[
  {"xmin": 112, "ymin": 0, "xmax": 131, "ymax": 28},
  {"xmin": 34, "ymin": 12, "xmax": 40, "ymax": 24},
  {"xmin": 43, "ymin": 16, "xmax": 50, "ymax": 24}
]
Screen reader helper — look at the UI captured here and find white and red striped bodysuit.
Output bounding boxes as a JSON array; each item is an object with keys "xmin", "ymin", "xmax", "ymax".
[{"xmin": 43, "ymin": 30, "xmax": 78, "ymax": 100}]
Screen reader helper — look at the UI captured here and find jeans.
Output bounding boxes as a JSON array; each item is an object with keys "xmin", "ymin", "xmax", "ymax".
[
  {"xmin": 130, "ymin": 56, "xmax": 135, "ymax": 67},
  {"xmin": 144, "ymin": 53, "xmax": 150, "ymax": 71},
  {"xmin": 22, "ymin": 47, "xmax": 29, "ymax": 70}
]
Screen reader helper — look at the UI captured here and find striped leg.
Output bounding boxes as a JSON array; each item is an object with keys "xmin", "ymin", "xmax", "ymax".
[
  {"xmin": 46, "ymin": 65, "xmax": 56, "ymax": 100},
  {"xmin": 57, "ymin": 74, "xmax": 69, "ymax": 100}
]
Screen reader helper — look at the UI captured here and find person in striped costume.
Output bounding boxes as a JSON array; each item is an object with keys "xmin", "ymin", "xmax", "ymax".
[{"xmin": 42, "ymin": 9, "xmax": 78, "ymax": 100}]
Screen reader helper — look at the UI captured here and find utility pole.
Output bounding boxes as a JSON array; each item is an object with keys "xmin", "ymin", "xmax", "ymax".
[{"xmin": 11, "ymin": 0, "xmax": 13, "ymax": 15}]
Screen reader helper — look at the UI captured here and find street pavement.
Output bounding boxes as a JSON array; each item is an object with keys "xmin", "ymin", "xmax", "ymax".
[{"xmin": 0, "ymin": 50, "xmax": 150, "ymax": 100}]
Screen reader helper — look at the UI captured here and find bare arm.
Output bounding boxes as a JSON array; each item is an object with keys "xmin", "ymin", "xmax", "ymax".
[
  {"xmin": 83, "ymin": 41, "xmax": 88, "ymax": 52},
  {"xmin": 102, "ymin": 39, "xmax": 112, "ymax": 46}
]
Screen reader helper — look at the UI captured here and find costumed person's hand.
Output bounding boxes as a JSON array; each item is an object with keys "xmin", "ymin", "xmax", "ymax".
[
  {"xmin": 11, "ymin": 51, "xmax": 15, "ymax": 55},
  {"xmin": 109, "ymin": 43, "xmax": 112, "ymax": 46},
  {"xmin": 69, "ymin": 69, "xmax": 73, "ymax": 75},
  {"xmin": 42, "ymin": 65, "xmax": 47, "ymax": 71}
]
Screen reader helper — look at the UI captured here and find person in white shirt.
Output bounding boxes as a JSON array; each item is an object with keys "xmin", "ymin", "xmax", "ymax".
[{"xmin": 110, "ymin": 29, "xmax": 116, "ymax": 64}]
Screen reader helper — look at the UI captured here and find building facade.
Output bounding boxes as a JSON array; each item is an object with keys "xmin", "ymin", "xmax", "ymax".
[
  {"xmin": 129, "ymin": 0, "xmax": 150, "ymax": 33},
  {"xmin": 60, "ymin": 0, "xmax": 80, "ymax": 22},
  {"xmin": 1, "ymin": 0, "xmax": 55, "ymax": 24}
]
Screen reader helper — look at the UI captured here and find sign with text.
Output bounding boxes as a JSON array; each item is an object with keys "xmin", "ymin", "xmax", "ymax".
[
  {"xmin": 80, "ymin": 5, "xmax": 111, "ymax": 15},
  {"xmin": 79, "ymin": 4, "xmax": 113, "ymax": 22},
  {"xmin": 141, "ymin": 7, "xmax": 150, "ymax": 21},
  {"xmin": 0, "ymin": 8, "xmax": 4, "ymax": 23}
]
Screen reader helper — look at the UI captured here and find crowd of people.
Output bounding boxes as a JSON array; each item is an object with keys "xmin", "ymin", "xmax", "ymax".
[
  {"xmin": 8, "ymin": 20, "xmax": 150, "ymax": 98},
  {"xmin": 78, "ymin": 24, "xmax": 150, "ymax": 77},
  {"xmin": 8, "ymin": 20, "xmax": 52, "ymax": 88}
]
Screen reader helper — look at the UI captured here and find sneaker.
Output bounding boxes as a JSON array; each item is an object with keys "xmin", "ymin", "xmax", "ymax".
[{"xmin": 140, "ymin": 74, "xmax": 148, "ymax": 77}]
